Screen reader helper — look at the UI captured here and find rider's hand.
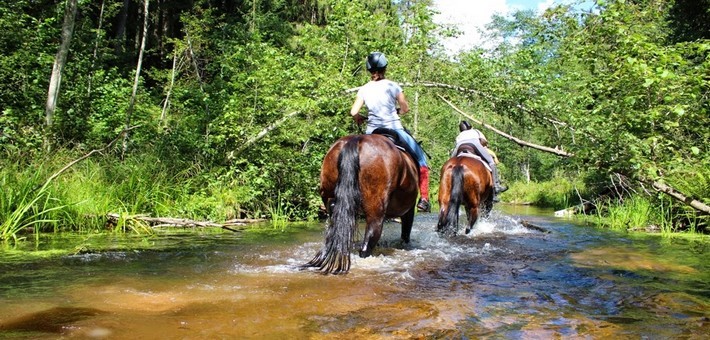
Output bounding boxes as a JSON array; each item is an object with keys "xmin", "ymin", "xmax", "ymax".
[{"xmin": 352, "ymin": 114, "xmax": 365, "ymax": 125}]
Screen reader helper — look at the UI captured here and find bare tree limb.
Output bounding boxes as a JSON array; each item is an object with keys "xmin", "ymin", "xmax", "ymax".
[
  {"xmin": 438, "ymin": 94, "xmax": 574, "ymax": 157},
  {"xmin": 345, "ymin": 81, "xmax": 572, "ymax": 129},
  {"xmin": 160, "ymin": 48, "xmax": 179, "ymax": 125},
  {"xmin": 649, "ymin": 181, "xmax": 710, "ymax": 215},
  {"xmin": 106, "ymin": 213, "xmax": 266, "ymax": 232},
  {"xmin": 39, "ymin": 125, "xmax": 140, "ymax": 193},
  {"xmin": 231, "ymin": 111, "xmax": 300, "ymax": 157}
]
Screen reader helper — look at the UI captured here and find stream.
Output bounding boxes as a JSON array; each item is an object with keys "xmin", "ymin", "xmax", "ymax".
[{"xmin": 0, "ymin": 205, "xmax": 708, "ymax": 339}]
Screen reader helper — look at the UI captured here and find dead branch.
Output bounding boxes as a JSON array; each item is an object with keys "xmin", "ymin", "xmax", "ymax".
[
  {"xmin": 106, "ymin": 213, "xmax": 267, "ymax": 232},
  {"xmin": 231, "ymin": 111, "xmax": 299, "ymax": 157},
  {"xmin": 438, "ymin": 94, "xmax": 573, "ymax": 157},
  {"xmin": 346, "ymin": 81, "xmax": 572, "ymax": 129},
  {"xmin": 40, "ymin": 125, "xmax": 140, "ymax": 192},
  {"xmin": 519, "ymin": 220, "xmax": 551, "ymax": 233},
  {"xmin": 649, "ymin": 181, "xmax": 710, "ymax": 215}
]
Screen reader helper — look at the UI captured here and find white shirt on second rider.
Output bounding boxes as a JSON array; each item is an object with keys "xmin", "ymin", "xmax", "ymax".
[{"xmin": 455, "ymin": 129, "xmax": 487, "ymax": 145}]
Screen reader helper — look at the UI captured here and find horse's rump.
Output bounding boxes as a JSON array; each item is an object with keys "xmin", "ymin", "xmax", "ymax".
[
  {"xmin": 306, "ymin": 134, "xmax": 419, "ymax": 274},
  {"xmin": 437, "ymin": 155, "xmax": 494, "ymax": 236}
]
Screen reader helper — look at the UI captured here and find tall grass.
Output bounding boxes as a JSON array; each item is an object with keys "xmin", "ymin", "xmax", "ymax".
[
  {"xmin": 266, "ymin": 193, "xmax": 291, "ymax": 231},
  {"xmin": 0, "ymin": 163, "xmax": 66, "ymax": 244},
  {"xmin": 1, "ymin": 149, "xmax": 281, "ymax": 243},
  {"xmin": 595, "ymin": 196, "xmax": 653, "ymax": 231},
  {"xmin": 501, "ymin": 176, "xmax": 582, "ymax": 210}
]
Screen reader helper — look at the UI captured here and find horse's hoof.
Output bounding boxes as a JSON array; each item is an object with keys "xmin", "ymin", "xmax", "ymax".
[
  {"xmin": 358, "ymin": 250, "xmax": 372, "ymax": 258},
  {"xmin": 465, "ymin": 228, "xmax": 471, "ymax": 234}
]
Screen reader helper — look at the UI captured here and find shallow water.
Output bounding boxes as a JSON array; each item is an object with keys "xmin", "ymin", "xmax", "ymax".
[{"xmin": 0, "ymin": 206, "xmax": 708, "ymax": 339}]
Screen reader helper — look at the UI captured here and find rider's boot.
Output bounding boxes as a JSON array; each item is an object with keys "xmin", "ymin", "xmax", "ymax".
[{"xmin": 416, "ymin": 166, "xmax": 431, "ymax": 213}]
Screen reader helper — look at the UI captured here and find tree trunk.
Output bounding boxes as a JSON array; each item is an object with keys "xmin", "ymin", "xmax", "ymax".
[
  {"xmin": 650, "ymin": 180, "xmax": 710, "ymax": 215},
  {"xmin": 114, "ymin": 0, "xmax": 130, "ymax": 54},
  {"xmin": 521, "ymin": 161, "xmax": 530, "ymax": 183},
  {"xmin": 160, "ymin": 48, "xmax": 179, "ymax": 126},
  {"xmin": 122, "ymin": 0, "xmax": 150, "ymax": 157},
  {"xmin": 413, "ymin": 54, "xmax": 422, "ymax": 136},
  {"xmin": 44, "ymin": 0, "xmax": 78, "ymax": 133},
  {"xmin": 87, "ymin": 0, "xmax": 106, "ymax": 98}
]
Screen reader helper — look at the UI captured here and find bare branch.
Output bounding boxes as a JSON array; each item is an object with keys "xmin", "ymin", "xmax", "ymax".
[
  {"xmin": 438, "ymin": 94, "xmax": 573, "ymax": 157},
  {"xmin": 41, "ymin": 125, "xmax": 141, "ymax": 191},
  {"xmin": 345, "ymin": 81, "xmax": 572, "ymax": 129},
  {"xmin": 231, "ymin": 111, "xmax": 300, "ymax": 157},
  {"xmin": 106, "ymin": 213, "xmax": 266, "ymax": 232},
  {"xmin": 649, "ymin": 181, "xmax": 710, "ymax": 215}
]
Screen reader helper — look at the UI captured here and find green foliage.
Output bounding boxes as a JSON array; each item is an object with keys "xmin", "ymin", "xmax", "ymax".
[
  {"xmin": 0, "ymin": 0, "xmax": 707, "ymax": 237},
  {"xmin": 595, "ymin": 195, "xmax": 655, "ymax": 231},
  {"xmin": 0, "ymin": 162, "xmax": 64, "ymax": 244},
  {"xmin": 501, "ymin": 175, "xmax": 584, "ymax": 210}
]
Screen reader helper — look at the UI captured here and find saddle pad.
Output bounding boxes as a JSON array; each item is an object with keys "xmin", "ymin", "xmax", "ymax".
[{"xmin": 458, "ymin": 153, "xmax": 492, "ymax": 172}]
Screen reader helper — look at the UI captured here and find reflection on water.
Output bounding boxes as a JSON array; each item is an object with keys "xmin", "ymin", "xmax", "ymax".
[{"xmin": 0, "ymin": 206, "xmax": 708, "ymax": 338}]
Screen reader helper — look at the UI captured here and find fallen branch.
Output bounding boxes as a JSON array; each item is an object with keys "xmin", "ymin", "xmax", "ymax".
[
  {"xmin": 438, "ymin": 94, "xmax": 573, "ymax": 157},
  {"xmin": 519, "ymin": 220, "xmax": 551, "ymax": 233},
  {"xmin": 40, "ymin": 125, "xmax": 140, "ymax": 192},
  {"xmin": 106, "ymin": 213, "xmax": 267, "ymax": 232},
  {"xmin": 649, "ymin": 181, "xmax": 710, "ymax": 215},
  {"xmin": 346, "ymin": 81, "xmax": 573, "ymax": 129},
  {"xmin": 231, "ymin": 111, "xmax": 299, "ymax": 157},
  {"xmin": 554, "ymin": 202, "xmax": 596, "ymax": 217}
]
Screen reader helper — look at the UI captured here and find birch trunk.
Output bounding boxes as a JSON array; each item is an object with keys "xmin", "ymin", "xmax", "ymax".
[
  {"xmin": 122, "ymin": 0, "xmax": 150, "ymax": 157},
  {"xmin": 45, "ymin": 0, "xmax": 78, "ymax": 131},
  {"xmin": 87, "ymin": 0, "xmax": 106, "ymax": 98},
  {"xmin": 160, "ymin": 48, "xmax": 179, "ymax": 125}
]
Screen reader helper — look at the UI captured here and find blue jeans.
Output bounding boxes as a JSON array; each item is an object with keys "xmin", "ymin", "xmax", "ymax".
[
  {"xmin": 393, "ymin": 129, "xmax": 427, "ymax": 167},
  {"xmin": 366, "ymin": 127, "xmax": 427, "ymax": 167}
]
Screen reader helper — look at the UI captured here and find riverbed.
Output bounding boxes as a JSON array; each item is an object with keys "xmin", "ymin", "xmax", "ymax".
[{"xmin": 0, "ymin": 205, "xmax": 707, "ymax": 338}]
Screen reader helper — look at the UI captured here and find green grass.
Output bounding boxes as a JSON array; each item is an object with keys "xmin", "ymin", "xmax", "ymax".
[
  {"xmin": 594, "ymin": 196, "xmax": 654, "ymax": 231},
  {"xmin": 589, "ymin": 195, "xmax": 707, "ymax": 237},
  {"xmin": 500, "ymin": 176, "xmax": 583, "ymax": 210},
  {"xmin": 1, "ymin": 150, "xmax": 285, "ymax": 244}
]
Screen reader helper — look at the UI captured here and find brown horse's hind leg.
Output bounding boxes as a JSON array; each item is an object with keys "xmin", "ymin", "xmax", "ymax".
[
  {"xmin": 360, "ymin": 216, "xmax": 384, "ymax": 258},
  {"xmin": 464, "ymin": 206, "xmax": 479, "ymax": 234},
  {"xmin": 399, "ymin": 206, "xmax": 416, "ymax": 243}
]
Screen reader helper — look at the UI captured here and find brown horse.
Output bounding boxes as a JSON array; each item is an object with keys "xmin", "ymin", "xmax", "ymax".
[
  {"xmin": 304, "ymin": 134, "xmax": 420, "ymax": 274},
  {"xmin": 437, "ymin": 149, "xmax": 495, "ymax": 236}
]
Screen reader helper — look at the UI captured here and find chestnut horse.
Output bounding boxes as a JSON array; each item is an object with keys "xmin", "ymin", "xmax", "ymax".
[
  {"xmin": 304, "ymin": 134, "xmax": 419, "ymax": 274},
  {"xmin": 437, "ymin": 149, "xmax": 494, "ymax": 236}
]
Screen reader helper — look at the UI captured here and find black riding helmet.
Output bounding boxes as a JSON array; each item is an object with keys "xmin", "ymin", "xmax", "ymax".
[
  {"xmin": 366, "ymin": 52, "xmax": 388, "ymax": 72},
  {"xmin": 459, "ymin": 120, "xmax": 472, "ymax": 132}
]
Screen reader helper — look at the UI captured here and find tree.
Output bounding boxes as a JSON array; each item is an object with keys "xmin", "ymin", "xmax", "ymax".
[
  {"xmin": 122, "ymin": 0, "xmax": 150, "ymax": 157},
  {"xmin": 44, "ymin": 0, "xmax": 78, "ymax": 143}
]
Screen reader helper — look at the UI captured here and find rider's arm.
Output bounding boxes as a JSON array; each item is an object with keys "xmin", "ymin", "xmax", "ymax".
[
  {"xmin": 396, "ymin": 92, "xmax": 409, "ymax": 115},
  {"xmin": 350, "ymin": 96, "xmax": 364, "ymax": 117},
  {"xmin": 350, "ymin": 96, "xmax": 366, "ymax": 124}
]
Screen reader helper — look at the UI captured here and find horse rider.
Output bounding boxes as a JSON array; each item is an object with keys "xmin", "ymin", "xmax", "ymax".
[
  {"xmin": 349, "ymin": 51, "xmax": 431, "ymax": 213},
  {"xmin": 452, "ymin": 120, "xmax": 508, "ymax": 201}
]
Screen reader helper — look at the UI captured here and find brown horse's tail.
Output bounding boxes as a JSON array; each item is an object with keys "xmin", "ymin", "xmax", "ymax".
[
  {"xmin": 305, "ymin": 137, "xmax": 361, "ymax": 274},
  {"xmin": 437, "ymin": 164, "xmax": 464, "ymax": 236}
]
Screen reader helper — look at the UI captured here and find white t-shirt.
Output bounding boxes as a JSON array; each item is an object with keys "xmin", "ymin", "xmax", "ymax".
[
  {"xmin": 356, "ymin": 79, "xmax": 404, "ymax": 131},
  {"xmin": 455, "ymin": 129, "xmax": 487, "ymax": 144}
]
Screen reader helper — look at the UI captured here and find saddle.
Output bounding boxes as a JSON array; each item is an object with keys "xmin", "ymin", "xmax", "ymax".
[
  {"xmin": 455, "ymin": 144, "xmax": 492, "ymax": 172},
  {"xmin": 372, "ymin": 128, "xmax": 419, "ymax": 164}
]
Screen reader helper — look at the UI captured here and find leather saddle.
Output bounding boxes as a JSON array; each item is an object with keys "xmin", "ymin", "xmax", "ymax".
[{"xmin": 371, "ymin": 128, "xmax": 419, "ymax": 164}]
